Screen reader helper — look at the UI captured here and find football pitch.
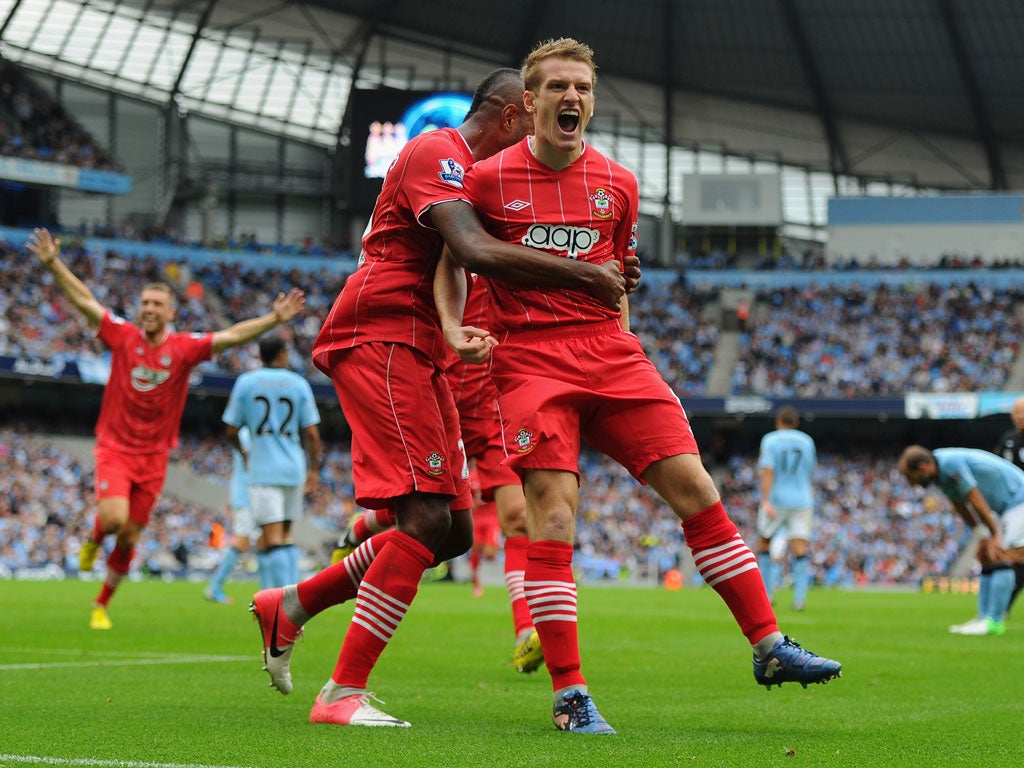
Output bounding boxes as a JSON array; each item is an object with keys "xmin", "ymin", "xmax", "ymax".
[{"xmin": 1, "ymin": 579, "xmax": 1020, "ymax": 768}]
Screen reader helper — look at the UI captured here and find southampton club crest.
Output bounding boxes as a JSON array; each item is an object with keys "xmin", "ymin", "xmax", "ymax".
[
  {"xmin": 513, "ymin": 428, "xmax": 535, "ymax": 455},
  {"xmin": 425, "ymin": 451, "xmax": 446, "ymax": 476},
  {"xmin": 589, "ymin": 188, "xmax": 613, "ymax": 219}
]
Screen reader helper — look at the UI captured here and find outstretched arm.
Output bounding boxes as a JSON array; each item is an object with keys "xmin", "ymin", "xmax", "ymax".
[
  {"xmin": 429, "ymin": 200, "xmax": 626, "ymax": 309},
  {"xmin": 211, "ymin": 288, "xmax": 305, "ymax": 353},
  {"xmin": 26, "ymin": 228, "xmax": 105, "ymax": 328}
]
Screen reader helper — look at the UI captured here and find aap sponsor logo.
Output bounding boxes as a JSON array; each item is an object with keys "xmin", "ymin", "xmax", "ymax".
[
  {"xmin": 521, "ymin": 224, "xmax": 600, "ymax": 259},
  {"xmin": 130, "ymin": 365, "xmax": 170, "ymax": 392}
]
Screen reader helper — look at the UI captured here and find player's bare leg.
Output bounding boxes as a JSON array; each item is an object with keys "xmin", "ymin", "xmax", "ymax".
[{"xmin": 644, "ymin": 454, "xmax": 841, "ymax": 689}]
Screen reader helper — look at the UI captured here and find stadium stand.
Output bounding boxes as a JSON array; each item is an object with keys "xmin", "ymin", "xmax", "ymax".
[
  {"xmin": 1, "ymin": 423, "xmax": 966, "ymax": 591},
  {"xmin": 0, "ymin": 61, "xmax": 120, "ymax": 172},
  {"xmin": 732, "ymin": 282, "xmax": 1024, "ymax": 397},
  {"xmin": 11, "ymin": 235, "xmax": 1024, "ymax": 399}
]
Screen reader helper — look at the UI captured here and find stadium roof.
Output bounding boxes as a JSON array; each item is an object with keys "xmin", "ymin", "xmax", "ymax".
[{"xmin": 2, "ymin": 0, "xmax": 1023, "ymax": 190}]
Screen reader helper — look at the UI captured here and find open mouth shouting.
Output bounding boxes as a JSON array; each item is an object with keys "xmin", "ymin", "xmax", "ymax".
[{"xmin": 558, "ymin": 109, "xmax": 581, "ymax": 136}]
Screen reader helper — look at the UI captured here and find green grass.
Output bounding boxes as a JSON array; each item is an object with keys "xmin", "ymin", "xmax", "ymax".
[{"xmin": 1, "ymin": 579, "xmax": 1020, "ymax": 768}]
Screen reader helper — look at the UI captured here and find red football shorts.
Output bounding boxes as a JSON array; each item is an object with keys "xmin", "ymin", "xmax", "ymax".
[
  {"xmin": 472, "ymin": 499, "xmax": 501, "ymax": 552},
  {"xmin": 490, "ymin": 320, "xmax": 698, "ymax": 481},
  {"xmin": 325, "ymin": 343, "xmax": 472, "ymax": 510},
  {"xmin": 459, "ymin": 402, "xmax": 519, "ymax": 501},
  {"xmin": 93, "ymin": 444, "xmax": 168, "ymax": 527}
]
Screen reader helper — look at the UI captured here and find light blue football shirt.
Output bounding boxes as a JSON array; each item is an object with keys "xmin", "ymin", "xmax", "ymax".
[
  {"xmin": 934, "ymin": 447, "xmax": 1024, "ymax": 515},
  {"xmin": 223, "ymin": 368, "xmax": 321, "ymax": 487},
  {"xmin": 758, "ymin": 428, "xmax": 817, "ymax": 509},
  {"xmin": 229, "ymin": 426, "xmax": 251, "ymax": 510}
]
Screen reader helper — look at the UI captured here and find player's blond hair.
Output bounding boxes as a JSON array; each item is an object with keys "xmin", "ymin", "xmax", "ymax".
[
  {"xmin": 141, "ymin": 282, "xmax": 176, "ymax": 305},
  {"xmin": 521, "ymin": 37, "xmax": 597, "ymax": 92}
]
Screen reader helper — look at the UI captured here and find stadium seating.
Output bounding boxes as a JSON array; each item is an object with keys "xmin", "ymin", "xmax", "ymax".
[
  {"xmin": 732, "ymin": 283, "xmax": 1024, "ymax": 396},
  {"xmin": 0, "ymin": 235, "xmax": 1005, "ymax": 586},
  {"xmin": 0, "ymin": 61, "xmax": 120, "ymax": 172}
]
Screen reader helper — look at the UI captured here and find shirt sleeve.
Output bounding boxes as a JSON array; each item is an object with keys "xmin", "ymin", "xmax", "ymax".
[
  {"xmin": 97, "ymin": 311, "xmax": 129, "ymax": 349},
  {"xmin": 405, "ymin": 133, "xmax": 471, "ymax": 227},
  {"xmin": 946, "ymin": 457, "xmax": 978, "ymax": 498},
  {"xmin": 222, "ymin": 379, "xmax": 246, "ymax": 428},
  {"xmin": 757, "ymin": 435, "xmax": 773, "ymax": 469},
  {"xmin": 180, "ymin": 332, "xmax": 214, "ymax": 366},
  {"xmin": 299, "ymin": 380, "xmax": 321, "ymax": 428},
  {"xmin": 611, "ymin": 170, "xmax": 640, "ymax": 268}
]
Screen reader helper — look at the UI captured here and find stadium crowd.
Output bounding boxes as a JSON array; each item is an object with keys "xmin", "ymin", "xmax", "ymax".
[
  {"xmin": 0, "ymin": 427, "xmax": 218, "ymax": 578},
  {"xmin": 0, "ymin": 233, "xmax": 1005, "ymax": 589},
  {"xmin": 0, "ymin": 61, "xmax": 121, "ymax": 172},
  {"xmin": 9, "ymin": 236, "xmax": 1024, "ymax": 397},
  {"xmin": 0, "ymin": 423, "xmax": 965, "ymax": 591},
  {"xmin": 731, "ymin": 282, "xmax": 1024, "ymax": 397}
]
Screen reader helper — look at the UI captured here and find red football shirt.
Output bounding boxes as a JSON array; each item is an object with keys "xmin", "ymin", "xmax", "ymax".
[
  {"xmin": 94, "ymin": 312, "xmax": 213, "ymax": 454},
  {"xmin": 313, "ymin": 127, "xmax": 475, "ymax": 371},
  {"xmin": 461, "ymin": 138, "xmax": 639, "ymax": 333}
]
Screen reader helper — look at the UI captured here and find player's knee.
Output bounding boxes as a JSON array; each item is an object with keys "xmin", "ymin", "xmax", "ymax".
[
  {"xmin": 396, "ymin": 494, "xmax": 453, "ymax": 549},
  {"xmin": 436, "ymin": 522, "xmax": 474, "ymax": 560}
]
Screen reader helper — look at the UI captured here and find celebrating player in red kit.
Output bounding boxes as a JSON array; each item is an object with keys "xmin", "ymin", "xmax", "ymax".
[
  {"xmin": 26, "ymin": 228, "xmax": 305, "ymax": 630},
  {"xmin": 438, "ymin": 38, "xmax": 842, "ymax": 734}
]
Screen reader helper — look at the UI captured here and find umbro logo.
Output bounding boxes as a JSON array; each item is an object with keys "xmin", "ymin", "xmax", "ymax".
[{"xmin": 504, "ymin": 200, "xmax": 531, "ymax": 211}]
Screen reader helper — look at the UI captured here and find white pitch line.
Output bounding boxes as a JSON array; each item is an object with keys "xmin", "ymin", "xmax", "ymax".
[
  {"xmin": 0, "ymin": 647, "xmax": 237, "ymax": 658},
  {"xmin": 0, "ymin": 755, "xmax": 256, "ymax": 768},
  {"xmin": 0, "ymin": 654, "xmax": 253, "ymax": 671}
]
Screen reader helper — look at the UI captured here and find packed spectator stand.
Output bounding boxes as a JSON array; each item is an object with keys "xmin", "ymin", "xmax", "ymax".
[
  {"xmin": 0, "ymin": 231, "xmax": 1013, "ymax": 589},
  {"xmin": 731, "ymin": 282, "xmax": 1024, "ymax": 397},
  {"xmin": 0, "ymin": 60, "xmax": 121, "ymax": 172}
]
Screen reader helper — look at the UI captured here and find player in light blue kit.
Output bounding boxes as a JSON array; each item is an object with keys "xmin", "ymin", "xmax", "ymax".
[
  {"xmin": 205, "ymin": 427, "xmax": 264, "ymax": 603},
  {"xmin": 899, "ymin": 445, "xmax": 1024, "ymax": 636},
  {"xmin": 223, "ymin": 337, "xmax": 322, "ymax": 588},
  {"xmin": 756, "ymin": 407, "xmax": 817, "ymax": 610}
]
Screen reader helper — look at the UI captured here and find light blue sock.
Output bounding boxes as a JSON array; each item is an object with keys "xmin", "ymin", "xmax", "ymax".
[
  {"xmin": 267, "ymin": 546, "xmax": 292, "ymax": 588},
  {"xmin": 985, "ymin": 568, "xmax": 1015, "ymax": 622},
  {"xmin": 792, "ymin": 555, "xmax": 810, "ymax": 608},
  {"xmin": 256, "ymin": 550, "xmax": 273, "ymax": 590},
  {"xmin": 209, "ymin": 546, "xmax": 240, "ymax": 596},
  {"xmin": 977, "ymin": 572, "xmax": 991, "ymax": 620},
  {"xmin": 756, "ymin": 552, "xmax": 775, "ymax": 600}
]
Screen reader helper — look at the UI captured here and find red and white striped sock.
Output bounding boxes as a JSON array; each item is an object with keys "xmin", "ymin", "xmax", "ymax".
[
  {"xmin": 525, "ymin": 540, "xmax": 585, "ymax": 692},
  {"xmin": 684, "ymin": 501, "xmax": 778, "ymax": 644},
  {"xmin": 504, "ymin": 535, "xmax": 533, "ymax": 637},
  {"xmin": 350, "ymin": 508, "xmax": 397, "ymax": 545},
  {"xmin": 295, "ymin": 530, "xmax": 397, "ymax": 617},
  {"xmin": 90, "ymin": 515, "xmax": 105, "ymax": 544},
  {"xmin": 361, "ymin": 508, "xmax": 397, "ymax": 535},
  {"xmin": 96, "ymin": 545, "xmax": 133, "ymax": 607},
  {"xmin": 330, "ymin": 530, "xmax": 433, "ymax": 689}
]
